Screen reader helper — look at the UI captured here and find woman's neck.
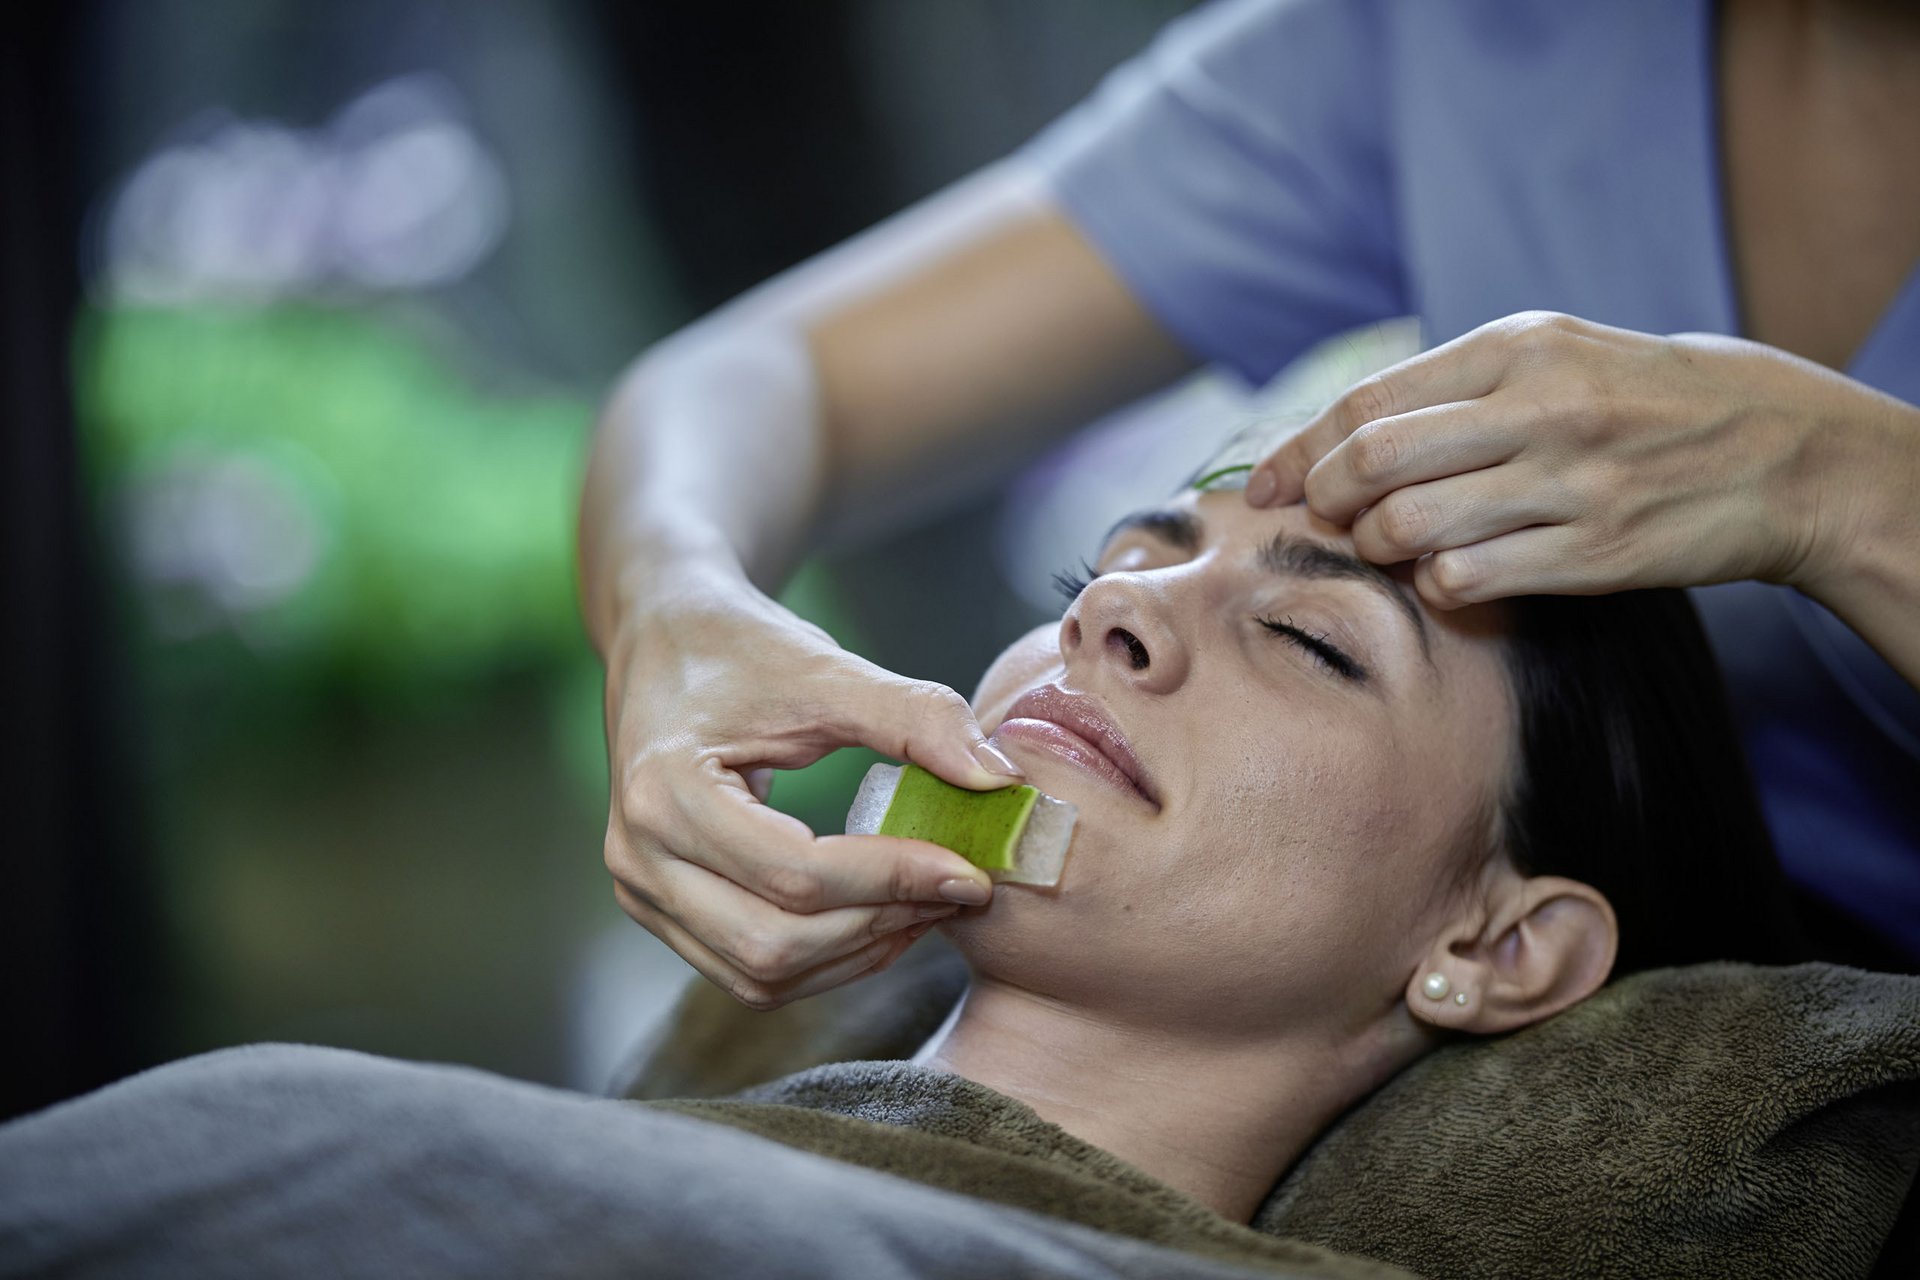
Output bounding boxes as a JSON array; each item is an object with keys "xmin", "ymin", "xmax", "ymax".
[{"xmin": 914, "ymin": 976, "xmax": 1428, "ymax": 1222}]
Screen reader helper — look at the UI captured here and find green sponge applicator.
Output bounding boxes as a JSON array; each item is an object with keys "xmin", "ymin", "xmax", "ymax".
[{"xmin": 845, "ymin": 763, "xmax": 1077, "ymax": 887}]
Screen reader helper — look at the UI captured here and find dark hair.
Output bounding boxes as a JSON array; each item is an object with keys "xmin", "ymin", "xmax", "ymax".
[{"xmin": 1494, "ymin": 589, "xmax": 1810, "ymax": 977}]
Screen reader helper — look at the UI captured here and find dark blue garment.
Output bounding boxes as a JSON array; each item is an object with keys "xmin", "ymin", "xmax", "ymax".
[{"xmin": 1024, "ymin": 0, "xmax": 1920, "ymax": 960}]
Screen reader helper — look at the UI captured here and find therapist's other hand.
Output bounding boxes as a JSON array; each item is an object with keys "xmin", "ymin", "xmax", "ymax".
[
  {"xmin": 602, "ymin": 566, "xmax": 1015, "ymax": 1010},
  {"xmin": 1244, "ymin": 311, "xmax": 1890, "ymax": 607}
]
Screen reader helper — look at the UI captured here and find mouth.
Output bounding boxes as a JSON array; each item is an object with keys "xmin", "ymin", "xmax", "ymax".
[{"xmin": 991, "ymin": 685, "xmax": 1158, "ymax": 809}]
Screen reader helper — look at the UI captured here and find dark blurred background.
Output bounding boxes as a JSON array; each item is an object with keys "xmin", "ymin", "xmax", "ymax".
[
  {"xmin": 9, "ymin": 0, "xmax": 1429, "ymax": 1119},
  {"xmin": 8, "ymin": 0, "xmax": 1268, "ymax": 1118}
]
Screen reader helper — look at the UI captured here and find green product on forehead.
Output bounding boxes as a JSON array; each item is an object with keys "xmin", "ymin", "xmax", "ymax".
[
  {"xmin": 845, "ymin": 762, "xmax": 1078, "ymax": 887},
  {"xmin": 1191, "ymin": 462, "xmax": 1255, "ymax": 491}
]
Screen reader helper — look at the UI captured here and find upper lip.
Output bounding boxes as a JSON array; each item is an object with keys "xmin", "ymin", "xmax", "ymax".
[{"xmin": 998, "ymin": 685, "xmax": 1157, "ymax": 805}]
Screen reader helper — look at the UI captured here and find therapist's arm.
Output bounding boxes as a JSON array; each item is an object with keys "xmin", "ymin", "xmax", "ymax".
[
  {"xmin": 580, "ymin": 162, "xmax": 1188, "ymax": 636},
  {"xmin": 580, "ymin": 159, "xmax": 1194, "ymax": 1008},
  {"xmin": 1794, "ymin": 393, "xmax": 1920, "ymax": 692},
  {"xmin": 1243, "ymin": 312, "xmax": 1920, "ymax": 693}
]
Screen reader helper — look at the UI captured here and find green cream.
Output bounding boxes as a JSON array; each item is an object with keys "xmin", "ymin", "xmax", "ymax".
[{"xmin": 877, "ymin": 764, "xmax": 1040, "ymax": 872}]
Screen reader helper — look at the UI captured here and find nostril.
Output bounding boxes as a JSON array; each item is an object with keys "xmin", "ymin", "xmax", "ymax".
[{"xmin": 1108, "ymin": 627, "xmax": 1149, "ymax": 671}]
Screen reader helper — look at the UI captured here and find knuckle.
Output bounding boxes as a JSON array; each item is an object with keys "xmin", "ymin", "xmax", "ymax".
[
  {"xmin": 1376, "ymin": 494, "xmax": 1432, "ymax": 552},
  {"xmin": 1522, "ymin": 309, "xmax": 1575, "ymax": 334},
  {"xmin": 886, "ymin": 857, "xmax": 924, "ymax": 905},
  {"xmin": 604, "ymin": 835, "xmax": 663, "ymax": 904},
  {"xmin": 759, "ymin": 861, "xmax": 826, "ymax": 914},
  {"xmin": 1428, "ymin": 549, "xmax": 1478, "ymax": 597},
  {"xmin": 1347, "ymin": 423, "xmax": 1403, "ymax": 483},
  {"xmin": 891, "ymin": 678, "xmax": 975, "ymax": 753},
  {"xmin": 726, "ymin": 978, "xmax": 786, "ymax": 1013},
  {"xmin": 733, "ymin": 928, "xmax": 803, "ymax": 983},
  {"xmin": 615, "ymin": 764, "xmax": 671, "ymax": 835},
  {"xmin": 1503, "ymin": 310, "xmax": 1573, "ymax": 353},
  {"xmin": 907, "ymin": 680, "xmax": 971, "ymax": 729},
  {"xmin": 1342, "ymin": 377, "xmax": 1399, "ymax": 430},
  {"xmin": 602, "ymin": 830, "xmax": 630, "ymax": 880}
]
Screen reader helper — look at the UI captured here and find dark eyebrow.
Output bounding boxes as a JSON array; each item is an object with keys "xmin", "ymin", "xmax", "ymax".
[
  {"xmin": 1260, "ymin": 533, "xmax": 1434, "ymax": 663},
  {"xmin": 1101, "ymin": 508, "xmax": 1202, "ymax": 554},
  {"xmin": 1101, "ymin": 506, "xmax": 1433, "ymax": 663}
]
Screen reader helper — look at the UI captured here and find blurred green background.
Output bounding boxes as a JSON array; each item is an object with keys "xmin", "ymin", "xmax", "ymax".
[{"xmin": 74, "ymin": 0, "xmax": 1219, "ymax": 1089}]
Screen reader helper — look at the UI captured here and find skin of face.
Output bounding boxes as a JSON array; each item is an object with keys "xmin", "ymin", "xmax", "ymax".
[{"xmin": 947, "ymin": 490, "xmax": 1519, "ymax": 1043}]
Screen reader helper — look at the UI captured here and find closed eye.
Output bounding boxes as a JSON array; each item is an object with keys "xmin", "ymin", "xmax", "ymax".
[
  {"xmin": 1051, "ymin": 558, "xmax": 1099, "ymax": 607},
  {"xmin": 1056, "ymin": 563, "xmax": 1367, "ymax": 682},
  {"xmin": 1257, "ymin": 615, "xmax": 1367, "ymax": 682}
]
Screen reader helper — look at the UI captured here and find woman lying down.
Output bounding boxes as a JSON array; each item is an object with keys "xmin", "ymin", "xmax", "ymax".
[{"xmin": 0, "ymin": 475, "xmax": 1834, "ymax": 1279}]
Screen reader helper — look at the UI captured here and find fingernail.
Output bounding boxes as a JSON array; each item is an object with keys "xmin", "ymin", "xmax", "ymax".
[
  {"xmin": 1245, "ymin": 467, "xmax": 1278, "ymax": 508},
  {"xmin": 938, "ymin": 878, "xmax": 992, "ymax": 906},
  {"xmin": 915, "ymin": 903, "xmax": 960, "ymax": 921},
  {"xmin": 971, "ymin": 740, "xmax": 1023, "ymax": 778}
]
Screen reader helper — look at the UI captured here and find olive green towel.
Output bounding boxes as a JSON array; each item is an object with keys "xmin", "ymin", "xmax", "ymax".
[
  {"xmin": 623, "ymin": 949, "xmax": 1920, "ymax": 1278},
  {"xmin": 1259, "ymin": 962, "xmax": 1920, "ymax": 1279},
  {"xmin": 659, "ymin": 1063, "xmax": 1414, "ymax": 1280}
]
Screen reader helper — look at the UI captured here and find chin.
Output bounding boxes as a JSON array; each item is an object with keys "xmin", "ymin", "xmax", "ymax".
[
  {"xmin": 937, "ymin": 820, "xmax": 1119, "ymax": 994},
  {"xmin": 938, "ymin": 890, "xmax": 1071, "ymax": 988}
]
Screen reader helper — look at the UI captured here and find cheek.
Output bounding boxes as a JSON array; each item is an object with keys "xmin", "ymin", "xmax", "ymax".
[
  {"xmin": 1164, "ymin": 722, "xmax": 1425, "ymax": 934},
  {"xmin": 970, "ymin": 624, "xmax": 1059, "ymax": 716}
]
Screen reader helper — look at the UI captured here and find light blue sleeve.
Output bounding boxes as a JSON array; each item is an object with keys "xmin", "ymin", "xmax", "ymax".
[{"xmin": 1024, "ymin": 0, "xmax": 1408, "ymax": 387}]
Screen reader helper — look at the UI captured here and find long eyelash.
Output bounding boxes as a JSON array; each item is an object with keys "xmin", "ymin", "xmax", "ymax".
[
  {"xmin": 1257, "ymin": 614, "xmax": 1365, "ymax": 681},
  {"xmin": 1051, "ymin": 557, "xmax": 1099, "ymax": 606}
]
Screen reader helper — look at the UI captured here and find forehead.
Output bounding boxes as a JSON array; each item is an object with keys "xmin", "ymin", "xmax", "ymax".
[{"xmin": 1117, "ymin": 489, "xmax": 1516, "ymax": 667}]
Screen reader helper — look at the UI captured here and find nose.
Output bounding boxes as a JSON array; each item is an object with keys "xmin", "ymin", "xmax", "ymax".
[{"xmin": 1059, "ymin": 574, "xmax": 1189, "ymax": 693}]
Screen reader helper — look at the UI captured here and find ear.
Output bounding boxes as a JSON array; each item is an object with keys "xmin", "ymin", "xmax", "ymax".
[{"xmin": 1404, "ymin": 874, "xmax": 1618, "ymax": 1035}]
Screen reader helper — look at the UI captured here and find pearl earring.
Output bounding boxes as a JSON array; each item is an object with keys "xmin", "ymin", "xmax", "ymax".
[
  {"xmin": 1453, "ymin": 991, "xmax": 1468, "ymax": 1006},
  {"xmin": 1420, "ymin": 972, "xmax": 1451, "ymax": 1001}
]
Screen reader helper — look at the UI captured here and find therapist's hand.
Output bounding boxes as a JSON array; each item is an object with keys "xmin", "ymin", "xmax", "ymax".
[
  {"xmin": 1243, "ymin": 311, "xmax": 1898, "ymax": 607},
  {"xmin": 602, "ymin": 563, "xmax": 1016, "ymax": 1010}
]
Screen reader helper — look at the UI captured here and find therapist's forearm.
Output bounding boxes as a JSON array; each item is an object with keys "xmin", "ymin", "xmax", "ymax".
[
  {"xmin": 1798, "ymin": 397, "xmax": 1920, "ymax": 692},
  {"xmin": 578, "ymin": 160, "xmax": 1188, "ymax": 656},
  {"xmin": 578, "ymin": 330, "xmax": 826, "ymax": 656}
]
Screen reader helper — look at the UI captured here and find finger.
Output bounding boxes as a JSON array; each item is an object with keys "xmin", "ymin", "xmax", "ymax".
[
  {"xmin": 675, "ymin": 761, "xmax": 994, "ymax": 912},
  {"xmin": 1302, "ymin": 400, "xmax": 1527, "ymax": 526},
  {"xmin": 744, "ymin": 767, "xmax": 774, "ymax": 804},
  {"xmin": 615, "ymin": 880, "xmax": 908, "ymax": 1011},
  {"xmin": 818, "ymin": 661, "xmax": 1025, "ymax": 792},
  {"xmin": 1414, "ymin": 526, "xmax": 1607, "ymax": 608},
  {"xmin": 1249, "ymin": 329, "xmax": 1512, "ymax": 508},
  {"xmin": 1347, "ymin": 463, "xmax": 1575, "ymax": 565},
  {"xmin": 656, "ymin": 855, "xmax": 959, "ymax": 984}
]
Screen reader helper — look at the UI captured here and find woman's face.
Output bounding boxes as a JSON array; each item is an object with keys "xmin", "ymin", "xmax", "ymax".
[{"xmin": 953, "ymin": 489, "xmax": 1518, "ymax": 1038}]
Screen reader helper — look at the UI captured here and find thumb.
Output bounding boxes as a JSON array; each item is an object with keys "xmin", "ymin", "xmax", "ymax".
[{"xmin": 833, "ymin": 667, "xmax": 1025, "ymax": 791}]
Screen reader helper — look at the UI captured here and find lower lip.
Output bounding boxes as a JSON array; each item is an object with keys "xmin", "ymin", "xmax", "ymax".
[{"xmin": 992, "ymin": 718, "xmax": 1154, "ymax": 805}]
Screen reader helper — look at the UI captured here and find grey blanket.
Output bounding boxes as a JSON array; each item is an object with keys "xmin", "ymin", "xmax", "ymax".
[
  {"xmin": 4, "ymin": 960, "xmax": 1916, "ymax": 1278},
  {"xmin": 0, "ymin": 1044, "xmax": 1372, "ymax": 1280}
]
